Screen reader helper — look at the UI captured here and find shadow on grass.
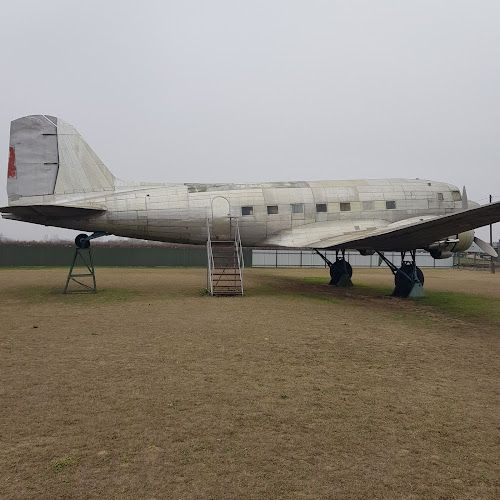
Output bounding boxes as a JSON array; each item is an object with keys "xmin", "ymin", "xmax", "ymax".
[
  {"xmin": 243, "ymin": 274, "xmax": 350, "ymax": 305},
  {"xmin": 289, "ymin": 275, "xmax": 500, "ymax": 327}
]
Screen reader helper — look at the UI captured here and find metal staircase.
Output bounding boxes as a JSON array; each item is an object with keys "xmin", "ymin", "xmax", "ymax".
[{"xmin": 207, "ymin": 219, "xmax": 244, "ymax": 296}]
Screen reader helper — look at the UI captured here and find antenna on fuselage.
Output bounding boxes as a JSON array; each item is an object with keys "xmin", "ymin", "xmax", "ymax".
[{"xmin": 462, "ymin": 186, "xmax": 468, "ymax": 210}]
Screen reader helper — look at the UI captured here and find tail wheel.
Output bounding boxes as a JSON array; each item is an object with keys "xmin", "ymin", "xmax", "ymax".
[{"xmin": 75, "ymin": 233, "xmax": 90, "ymax": 249}]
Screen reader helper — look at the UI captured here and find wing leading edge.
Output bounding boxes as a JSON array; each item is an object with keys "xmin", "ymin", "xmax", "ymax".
[{"xmin": 261, "ymin": 201, "xmax": 500, "ymax": 252}]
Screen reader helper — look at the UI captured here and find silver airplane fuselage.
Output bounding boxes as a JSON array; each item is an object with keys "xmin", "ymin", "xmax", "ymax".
[
  {"xmin": 5, "ymin": 115, "xmax": 498, "ymax": 259},
  {"xmin": 19, "ymin": 177, "xmax": 467, "ymax": 247}
]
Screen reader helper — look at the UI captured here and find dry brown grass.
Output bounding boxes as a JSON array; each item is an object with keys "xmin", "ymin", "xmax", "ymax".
[{"xmin": 0, "ymin": 267, "xmax": 499, "ymax": 499}]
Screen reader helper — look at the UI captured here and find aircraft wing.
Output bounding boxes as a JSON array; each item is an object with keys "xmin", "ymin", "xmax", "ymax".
[
  {"xmin": 261, "ymin": 201, "xmax": 500, "ymax": 251},
  {"xmin": 0, "ymin": 204, "xmax": 105, "ymax": 220}
]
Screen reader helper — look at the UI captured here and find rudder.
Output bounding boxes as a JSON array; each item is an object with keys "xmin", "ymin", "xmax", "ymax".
[{"xmin": 7, "ymin": 115, "xmax": 115, "ymax": 203}]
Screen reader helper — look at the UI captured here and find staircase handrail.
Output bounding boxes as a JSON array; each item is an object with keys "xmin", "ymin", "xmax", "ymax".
[
  {"xmin": 234, "ymin": 218, "xmax": 244, "ymax": 294},
  {"xmin": 206, "ymin": 217, "xmax": 214, "ymax": 294}
]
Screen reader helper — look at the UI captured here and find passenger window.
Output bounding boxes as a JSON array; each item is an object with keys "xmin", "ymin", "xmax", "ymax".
[
  {"xmin": 267, "ymin": 205, "xmax": 278, "ymax": 215},
  {"xmin": 316, "ymin": 203, "xmax": 327, "ymax": 213},
  {"xmin": 241, "ymin": 206, "xmax": 253, "ymax": 216},
  {"xmin": 340, "ymin": 203, "xmax": 351, "ymax": 212},
  {"xmin": 292, "ymin": 203, "xmax": 303, "ymax": 214},
  {"xmin": 437, "ymin": 193, "xmax": 444, "ymax": 201},
  {"xmin": 386, "ymin": 201, "xmax": 396, "ymax": 209}
]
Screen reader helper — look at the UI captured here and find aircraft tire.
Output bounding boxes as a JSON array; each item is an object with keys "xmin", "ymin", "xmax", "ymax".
[
  {"xmin": 75, "ymin": 233, "xmax": 90, "ymax": 249},
  {"xmin": 394, "ymin": 264, "xmax": 424, "ymax": 296},
  {"xmin": 329, "ymin": 260, "xmax": 353, "ymax": 284}
]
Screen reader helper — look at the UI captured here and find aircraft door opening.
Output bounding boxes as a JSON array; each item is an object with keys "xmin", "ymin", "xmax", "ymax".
[{"xmin": 211, "ymin": 196, "xmax": 231, "ymax": 239}]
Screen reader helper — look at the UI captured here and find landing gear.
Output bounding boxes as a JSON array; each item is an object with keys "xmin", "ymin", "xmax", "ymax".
[
  {"xmin": 75, "ymin": 231, "xmax": 109, "ymax": 249},
  {"xmin": 376, "ymin": 250, "xmax": 425, "ymax": 298},
  {"xmin": 75, "ymin": 233, "xmax": 90, "ymax": 249},
  {"xmin": 315, "ymin": 249, "xmax": 353, "ymax": 287}
]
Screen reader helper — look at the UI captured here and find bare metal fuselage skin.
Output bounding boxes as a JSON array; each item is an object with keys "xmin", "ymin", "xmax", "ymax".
[
  {"xmin": 7, "ymin": 177, "xmax": 467, "ymax": 248},
  {"xmin": 5, "ymin": 115, "xmax": 493, "ymax": 254}
]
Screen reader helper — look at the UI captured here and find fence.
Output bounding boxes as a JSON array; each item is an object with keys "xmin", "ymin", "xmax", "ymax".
[
  {"xmin": 0, "ymin": 245, "xmax": 459, "ymax": 269},
  {"xmin": 0, "ymin": 245, "xmax": 253, "ymax": 268},
  {"xmin": 251, "ymin": 249, "xmax": 454, "ymax": 269}
]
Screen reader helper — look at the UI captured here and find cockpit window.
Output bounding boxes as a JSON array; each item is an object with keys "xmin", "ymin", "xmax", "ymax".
[{"xmin": 452, "ymin": 191, "xmax": 462, "ymax": 201}]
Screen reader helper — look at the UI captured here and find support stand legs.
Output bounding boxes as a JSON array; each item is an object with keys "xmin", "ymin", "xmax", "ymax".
[
  {"xmin": 62, "ymin": 232, "xmax": 107, "ymax": 294},
  {"xmin": 63, "ymin": 247, "xmax": 96, "ymax": 294}
]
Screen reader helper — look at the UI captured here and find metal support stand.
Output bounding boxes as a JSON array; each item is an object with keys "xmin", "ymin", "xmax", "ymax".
[
  {"xmin": 63, "ymin": 247, "xmax": 97, "ymax": 294},
  {"xmin": 314, "ymin": 249, "xmax": 353, "ymax": 287},
  {"xmin": 62, "ymin": 232, "xmax": 109, "ymax": 294}
]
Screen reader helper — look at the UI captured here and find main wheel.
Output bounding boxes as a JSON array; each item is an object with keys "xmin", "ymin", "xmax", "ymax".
[
  {"xmin": 75, "ymin": 233, "xmax": 90, "ymax": 249},
  {"xmin": 329, "ymin": 260, "xmax": 353, "ymax": 284},
  {"xmin": 394, "ymin": 264, "xmax": 424, "ymax": 296}
]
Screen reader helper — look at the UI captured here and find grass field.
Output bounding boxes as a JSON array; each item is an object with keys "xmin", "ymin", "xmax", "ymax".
[{"xmin": 1, "ymin": 267, "xmax": 499, "ymax": 499}]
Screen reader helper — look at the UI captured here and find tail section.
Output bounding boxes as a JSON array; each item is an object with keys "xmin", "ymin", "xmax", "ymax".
[{"xmin": 7, "ymin": 115, "xmax": 115, "ymax": 203}]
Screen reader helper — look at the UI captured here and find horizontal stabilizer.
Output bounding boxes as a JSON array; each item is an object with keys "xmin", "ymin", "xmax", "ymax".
[{"xmin": 0, "ymin": 204, "xmax": 105, "ymax": 220}]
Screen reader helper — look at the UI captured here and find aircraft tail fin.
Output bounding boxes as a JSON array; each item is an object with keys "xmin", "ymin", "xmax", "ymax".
[{"xmin": 7, "ymin": 115, "xmax": 115, "ymax": 203}]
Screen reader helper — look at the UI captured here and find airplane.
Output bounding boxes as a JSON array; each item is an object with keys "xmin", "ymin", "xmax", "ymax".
[{"xmin": 2, "ymin": 115, "xmax": 500, "ymax": 297}]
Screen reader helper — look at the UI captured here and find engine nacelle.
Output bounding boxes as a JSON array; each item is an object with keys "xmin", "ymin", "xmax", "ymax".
[
  {"xmin": 428, "ymin": 230, "xmax": 474, "ymax": 259},
  {"xmin": 429, "ymin": 249, "xmax": 454, "ymax": 259}
]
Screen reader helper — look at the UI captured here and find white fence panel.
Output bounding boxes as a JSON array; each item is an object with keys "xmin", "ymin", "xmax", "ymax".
[{"xmin": 252, "ymin": 250, "xmax": 453, "ymax": 268}]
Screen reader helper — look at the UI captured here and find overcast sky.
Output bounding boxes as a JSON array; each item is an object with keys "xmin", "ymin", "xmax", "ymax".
[{"xmin": 0, "ymin": 0, "xmax": 499, "ymax": 241}]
